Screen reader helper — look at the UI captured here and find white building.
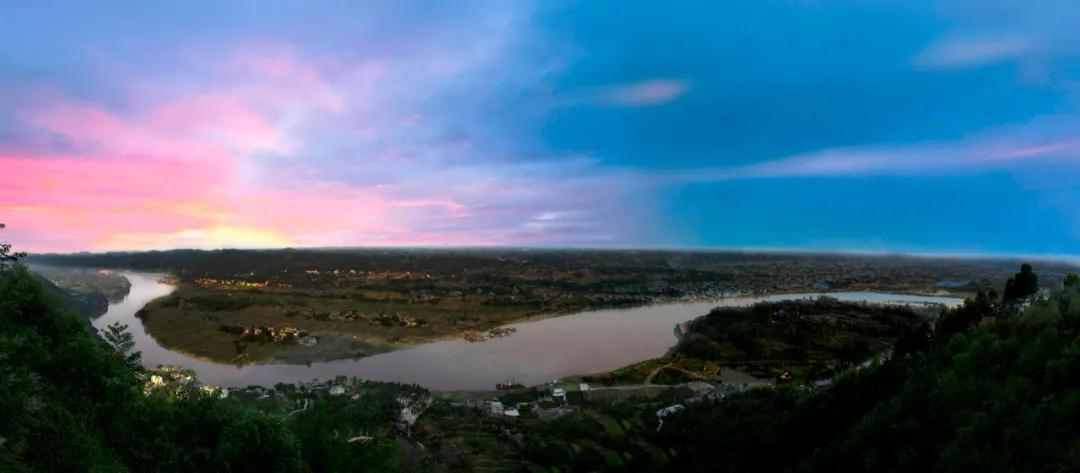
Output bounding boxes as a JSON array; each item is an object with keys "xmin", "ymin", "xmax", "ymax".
[{"xmin": 656, "ymin": 404, "xmax": 684, "ymax": 418}]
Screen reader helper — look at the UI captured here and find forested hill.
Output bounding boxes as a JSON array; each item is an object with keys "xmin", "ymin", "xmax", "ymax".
[
  {"xmin": 30, "ymin": 272, "xmax": 109, "ymax": 322},
  {"xmin": 654, "ymin": 266, "xmax": 1080, "ymax": 472},
  {"xmin": 0, "ymin": 264, "xmax": 407, "ymax": 472}
]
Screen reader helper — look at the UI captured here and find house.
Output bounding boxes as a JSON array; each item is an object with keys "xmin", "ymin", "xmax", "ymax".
[
  {"xmin": 656, "ymin": 404, "xmax": 684, "ymax": 418},
  {"xmin": 488, "ymin": 400, "xmax": 504, "ymax": 415},
  {"xmin": 503, "ymin": 408, "xmax": 520, "ymax": 417},
  {"xmin": 579, "ymin": 383, "xmax": 590, "ymax": 392},
  {"xmin": 552, "ymin": 388, "xmax": 566, "ymax": 400},
  {"xmin": 655, "ymin": 404, "xmax": 685, "ymax": 432},
  {"xmin": 400, "ymin": 407, "xmax": 418, "ymax": 426},
  {"xmin": 329, "ymin": 385, "xmax": 346, "ymax": 396}
]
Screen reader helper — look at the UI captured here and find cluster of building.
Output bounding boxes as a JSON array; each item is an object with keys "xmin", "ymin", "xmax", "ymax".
[
  {"xmin": 289, "ymin": 308, "xmax": 428, "ymax": 328},
  {"xmin": 479, "ymin": 382, "xmax": 578, "ymax": 419},
  {"xmin": 397, "ymin": 393, "xmax": 433, "ymax": 430},
  {"xmin": 303, "ymin": 269, "xmax": 360, "ymax": 276},
  {"xmin": 220, "ymin": 324, "xmax": 305, "ymax": 344},
  {"xmin": 486, "ymin": 400, "xmax": 521, "ymax": 417},
  {"xmin": 300, "ymin": 269, "xmax": 433, "ymax": 281},
  {"xmin": 240, "ymin": 325, "xmax": 302, "ymax": 343},
  {"xmin": 194, "ymin": 278, "xmax": 269, "ymax": 289},
  {"xmin": 361, "ymin": 270, "xmax": 433, "ymax": 281},
  {"xmin": 139, "ymin": 365, "xmax": 222, "ymax": 397}
]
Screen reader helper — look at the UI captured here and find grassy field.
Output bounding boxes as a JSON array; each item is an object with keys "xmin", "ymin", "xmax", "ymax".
[{"xmin": 139, "ymin": 284, "xmax": 548, "ymax": 363}]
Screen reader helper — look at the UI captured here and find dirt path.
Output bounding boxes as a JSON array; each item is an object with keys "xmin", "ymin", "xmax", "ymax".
[
  {"xmin": 284, "ymin": 398, "xmax": 308, "ymax": 418},
  {"xmin": 643, "ymin": 363, "xmax": 672, "ymax": 385},
  {"xmin": 587, "ymin": 381, "xmax": 715, "ymax": 392}
]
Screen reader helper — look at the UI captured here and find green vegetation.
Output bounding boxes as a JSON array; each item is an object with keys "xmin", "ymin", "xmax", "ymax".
[
  {"xmin": 0, "ymin": 222, "xmax": 26, "ymax": 266},
  {"xmin": 585, "ymin": 298, "xmax": 931, "ymax": 386},
  {"xmin": 652, "ymin": 264, "xmax": 1080, "ymax": 472},
  {"xmin": 29, "ymin": 265, "xmax": 131, "ymax": 303},
  {"xmin": 413, "ymin": 265, "xmax": 1080, "ymax": 472},
  {"xmin": 0, "ymin": 263, "xmax": 425, "ymax": 471},
  {"xmin": 32, "ymin": 247, "xmax": 1021, "ymax": 363},
  {"xmin": 1004, "ymin": 262, "xmax": 1039, "ymax": 301},
  {"xmin": 0, "ymin": 229, "xmax": 417, "ymax": 471},
  {"xmin": 26, "ymin": 265, "xmax": 131, "ymax": 319},
  {"xmin": 682, "ymin": 298, "xmax": 924, "ymax": 360}
]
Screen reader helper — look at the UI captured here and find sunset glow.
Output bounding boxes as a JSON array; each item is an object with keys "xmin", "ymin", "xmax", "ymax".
[{"xmin": 3, "ymin": 1, "xmax": 1080, "ymax": 254}]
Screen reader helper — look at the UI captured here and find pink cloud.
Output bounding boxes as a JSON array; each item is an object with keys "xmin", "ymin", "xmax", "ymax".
[
  {"xmin": 148, "ymin": 94, "xmax": 286, "ymax": 153},
  {"xmin": 1, "ymin": 42, "xmax": 626, "ymax": 253}
]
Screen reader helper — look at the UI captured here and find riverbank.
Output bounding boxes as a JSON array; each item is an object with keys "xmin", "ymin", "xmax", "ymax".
[
  {"xmin": 134, "ymin": 279, "xmax": 969, "ymax": 365},
  {"xmin": 579, "ymin": 297, "xmax": 940, "ymax": 388},
  {"xmin": 92, "ymin": 271, "xmax": 962, "ymax": 390}
]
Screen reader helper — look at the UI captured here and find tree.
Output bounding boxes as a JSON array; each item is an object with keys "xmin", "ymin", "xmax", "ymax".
[
  {"xmin": 0, "ymin": 222, "xmax": 27, "ymax": 269},
  {"xmin": 217, "ymin": 409, "xmax": 306, "ymax": 473},
  {"xmin": 1064, "ymin": 272, "xmax": 1079, "ymax": 289},
  {"xmin": 936, "ymin": 289, "xmax": 999, "ymax": 340},
  {"xmin": 103, "ymin": 322, "xmax": 140, "ymax": 363},
  {"xmin": 1004, "ymin": 263, "xmax": 1038, "ymax": 301}
]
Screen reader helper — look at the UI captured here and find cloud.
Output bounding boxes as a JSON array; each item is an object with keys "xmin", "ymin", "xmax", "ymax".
[
  {"xmin": 5, "ymin": 1, "xmax": 1080, "ymax": 255},
  {"xmin": 671, "ymin": 117, "xmax": 1080, "ymax": 183},
  {"xmin": 596, "ymin": 79, "xmax": 689, "ymax": 106},
  {"xmin": 913, "ymin": 36, "xmax": 1033, "ymax": 69},
  {"xmin": 0, "ymin": 32, "xmax": 643, "ymax": 252}
]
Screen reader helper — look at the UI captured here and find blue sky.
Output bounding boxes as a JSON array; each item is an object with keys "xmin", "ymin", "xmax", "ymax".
[{"xmin": 1, "ymin": 1, "xmax": 1079, "ymax": 255}]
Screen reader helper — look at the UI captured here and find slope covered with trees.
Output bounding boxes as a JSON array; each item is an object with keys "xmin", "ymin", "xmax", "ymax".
[
  {"xmin": 655, "ymin": 264, "xmax": 1080, "ymax": 472},
  {"xmin": 0, "ymin": 264, "xmax": 312, "ymax": 471},
  {"xmin": 0, "ymin": 227, "xmax": 408, "ymax": 472}
]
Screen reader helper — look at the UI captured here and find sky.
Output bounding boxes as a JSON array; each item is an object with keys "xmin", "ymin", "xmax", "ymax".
[{"xmin": 2, "ymin": 0, "xmax": 1080, "ymax": 255}]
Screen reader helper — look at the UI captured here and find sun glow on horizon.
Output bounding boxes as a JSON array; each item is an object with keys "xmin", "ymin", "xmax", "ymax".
[{"xmin": 3, "ymin": 2, "xmax": 1080, "ymax": 255}]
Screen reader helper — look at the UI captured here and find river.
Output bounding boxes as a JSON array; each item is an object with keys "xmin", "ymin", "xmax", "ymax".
[{"xmin": 93, "ymin": 272, "xmax": 963, "ymax": 391}]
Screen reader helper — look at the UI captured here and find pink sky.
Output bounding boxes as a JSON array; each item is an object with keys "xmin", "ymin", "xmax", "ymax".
[{"xmin": 0, "ymin": 44, "xmax": 623, "ymax": 252}]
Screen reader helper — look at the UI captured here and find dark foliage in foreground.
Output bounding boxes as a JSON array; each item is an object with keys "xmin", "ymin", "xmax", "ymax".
[
  {"xmin": 654, "ymin": 266, "xmax": 1080, "ymax": 473},
  {"xmin": 0, "ymin": 265, "xmax": 309, "ymax": 472},
  {"xmin": 0, "ymin": 263, "xmax": 413, "ymax": 472}
]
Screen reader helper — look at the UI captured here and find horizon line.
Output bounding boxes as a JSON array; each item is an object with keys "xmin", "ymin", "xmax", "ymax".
[{"xmin": 25, "ymin": 244, "xmax": 1080, "ymax": 265}]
